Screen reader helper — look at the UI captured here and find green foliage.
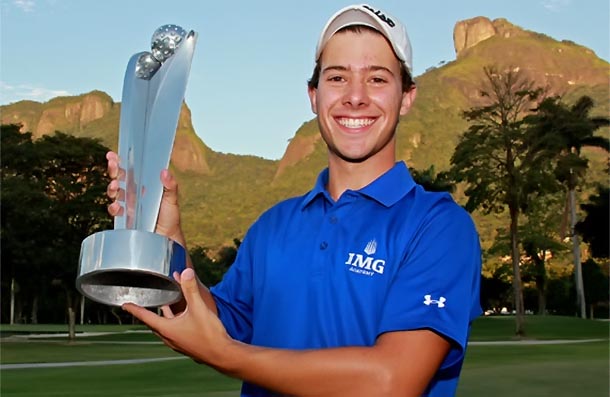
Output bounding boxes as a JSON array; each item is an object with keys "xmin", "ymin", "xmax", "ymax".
[
  {"xmin": 526, "ymin": 95, "xmax": 609, "ymax": 318},
  {"xmin": 480, "ymin": 274, "xmax": 512, "ymax": 313},
  {"xmin": 449, "ymin": 66, "xmax": 555, "ymax": 214},
  {"xmin": 519, "ymin": 194, "xmax": 568, "ymax": 262},
  {"xmin": 1, "ymin": 125, "xmax": 112, "ymax": 323},
  {"xmin": 410, "ymin": 165, "xmax": 455, "ymax": 192},
  {"xmin": 1, "ymin": 125, "xmax": 53, "ymax": 306},
  {"xmin": 529, "ymin": 95, "xmax": 610, "ymax": 190},
  {"xmin": 176, "ymin": 151, "xmax": 278, "ymax": 248},
  {"xmin": 449, "ymin": 66, "xmax": 575, "ymax": 333},
  {"xmin": 451, "ymin": 71, "xmax": 609, "ymax": 324},
  {"xmin": 577, "ymin": 186, "xmax": 609, "ymax": 258},
  {"xmin": 396, "ymin": 68, "xmax": 470, "ymax": 170},
  {"xmin": 189, "ymin": 239, "xmax": 240, "ymax": 287},
  {"xmin": 582, "ymin": 259, "xmax": 609, "ymax": 315}
]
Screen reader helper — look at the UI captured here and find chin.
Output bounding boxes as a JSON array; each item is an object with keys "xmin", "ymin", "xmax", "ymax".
[{"xmin": 334, "ymin": 150, "xmax": 373, "ymax": 164}]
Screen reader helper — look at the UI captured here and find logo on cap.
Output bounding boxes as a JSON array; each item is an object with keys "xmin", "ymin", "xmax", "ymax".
[{"xmin": 362, "ymin": 4, "xmax": 395, "ymax": 28}]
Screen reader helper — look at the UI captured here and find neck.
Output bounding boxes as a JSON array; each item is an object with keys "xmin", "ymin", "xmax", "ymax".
[{"xmin": 326, "ymin": 152, "xmax": 396, "ymax": 201}]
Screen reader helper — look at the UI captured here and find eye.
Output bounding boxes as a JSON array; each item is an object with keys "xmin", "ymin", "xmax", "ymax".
[
  {"xmin": 370, "ymin": 76, "xmax": 388, "ymax": 84},
  {"xmin": 327, "ymin": 75, "xmax": 345, "ymax": 82}
]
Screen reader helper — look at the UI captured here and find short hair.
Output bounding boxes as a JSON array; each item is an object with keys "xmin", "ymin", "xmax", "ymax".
[{"xmin": 307, "ymin": 25, "xmax": 415, "ymax": 92}]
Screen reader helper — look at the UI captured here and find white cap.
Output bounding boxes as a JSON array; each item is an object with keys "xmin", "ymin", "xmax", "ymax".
[{"xmin": 315, "ymin": 4, "xmax": 413, "ymax": 77}]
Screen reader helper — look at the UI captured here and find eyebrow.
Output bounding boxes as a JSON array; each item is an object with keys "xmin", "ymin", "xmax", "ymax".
[{"xmin": 321, "ymin": 65, "xmax": 396, "ymax": 75}]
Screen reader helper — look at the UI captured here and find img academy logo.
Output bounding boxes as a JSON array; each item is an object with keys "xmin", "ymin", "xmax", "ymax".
[{"xmin": 344, "ymin": 239, "xmax": 386, "ymax": 276}]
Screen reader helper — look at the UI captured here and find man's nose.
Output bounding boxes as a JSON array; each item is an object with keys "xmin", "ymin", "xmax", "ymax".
[{"xmin": 343, "ymin": 79, "xmax": 369, "ymax": 108}]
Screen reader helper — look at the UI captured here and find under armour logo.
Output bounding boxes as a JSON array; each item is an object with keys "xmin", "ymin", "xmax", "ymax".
[{"xmin": 423, "ymin": 294, "xmax": 446, "ymax": 308}]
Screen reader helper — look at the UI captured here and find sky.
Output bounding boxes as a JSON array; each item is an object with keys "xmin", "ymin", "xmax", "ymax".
[{"xmin": 1, "ymin": 0, "xmax": 608, "ymax": 160}]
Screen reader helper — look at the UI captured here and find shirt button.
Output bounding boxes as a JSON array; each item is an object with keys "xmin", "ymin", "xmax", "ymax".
[
  {"xmin": 329, "ymin": 216, "xmax": 338, "ymax": 224},
  {"xmin": 320, "ymin": 241, "xmax": 328, "ymax": 250}
]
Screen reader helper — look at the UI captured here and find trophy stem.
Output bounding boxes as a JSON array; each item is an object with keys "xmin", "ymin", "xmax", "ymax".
[{"xmin": 115, "ymin": 30, "xmax": 197, "ymax": 233}]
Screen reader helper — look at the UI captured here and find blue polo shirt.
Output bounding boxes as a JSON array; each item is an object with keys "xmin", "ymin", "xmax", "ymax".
[{"xmin": 210, "ymin": 161, "xmax": 482, "ymax": 397}]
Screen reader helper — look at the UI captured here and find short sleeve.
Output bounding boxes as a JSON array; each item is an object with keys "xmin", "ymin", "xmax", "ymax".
[{"xmin": 378, "ymin": 199, "xmax": 482, "ymax": 369}]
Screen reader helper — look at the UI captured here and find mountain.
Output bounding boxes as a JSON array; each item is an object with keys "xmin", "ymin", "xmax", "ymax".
[
  {"xmin": 0, "ymin": 90, "xmax": 211, "ymax": 174},
  {"xmin": 2, "ymin": 17, "xmax": 608, "ymax": 251}
]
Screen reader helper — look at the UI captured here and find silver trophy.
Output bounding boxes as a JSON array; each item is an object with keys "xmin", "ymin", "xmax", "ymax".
[{"xmin": 76, "ymin": 25, "xmax": 197, "ymax": 307}]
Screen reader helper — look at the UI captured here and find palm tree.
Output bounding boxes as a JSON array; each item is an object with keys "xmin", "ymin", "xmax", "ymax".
[
  {"xmin": 576, "ymin": 185, "xmax": 609, "ymax": 259},
  {"xmin": 529, "ymin": 95, "xmax": 609, "ymax": 318}
]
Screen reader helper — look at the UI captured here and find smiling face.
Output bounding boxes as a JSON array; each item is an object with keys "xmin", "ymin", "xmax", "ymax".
[{"xmin": 308, "ymin": 28, "xmax": 416, "ymax": 168}]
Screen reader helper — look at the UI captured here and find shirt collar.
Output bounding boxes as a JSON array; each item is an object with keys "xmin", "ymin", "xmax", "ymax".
[
  {"xmin": 301, "ymin": 161, "xmax": 416, "ymax": 209},
  {"xmin": 301, "ymin": 168, "xmax": 332, "ymax": 209}
]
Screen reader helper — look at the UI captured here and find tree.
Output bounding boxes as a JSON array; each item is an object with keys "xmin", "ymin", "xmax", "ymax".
[
  {"xmin": 528, "ymin": 96, "xmax": 610, "ymax": 318},
  {"xmin": 34, "ymin": 132, "xmax": 112, "ymax": 337},
  {"xmin": 519, "ymin": 193, "xmax": 569, "ymax": 315},
  {"xmin": 190, "ymin": 238, "xmax": 240, "ymax": 287},
  {"xmin": 1, "ymin": 124, "xmax": 54, "ymax": 324},
  {"xmin": 480, "ymin": 270, "xmax": 512, "ymax": 314},
  {"xmin": 190, "ymin": 246, "xmax": 219, "ymax": 286},
  {"xmin": 449, "ymin": 66, "xmax": 554, "ymax": 335},
  {"xmin": 581, "ymin": 259, "xmax": 609, "ymax": 319},
  {"xmin": 576, "ymin": 185, "xmax": 609, "ymax": 259},
  {"xmin": 1, "ymin": 125, "xmax": 111, "ymax": 334},
  {"xmin": 490, "ymin": 192, "xmax": 568, "ymax": 315},
  {"xmin": 411, "ymin": 166, "xmax": 455, "ymax": 193}
]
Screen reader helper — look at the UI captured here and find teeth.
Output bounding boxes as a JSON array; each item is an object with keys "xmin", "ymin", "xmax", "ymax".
[{"xmin": 338, "ymin": 118, "xmax": 374, "ymax": 128}]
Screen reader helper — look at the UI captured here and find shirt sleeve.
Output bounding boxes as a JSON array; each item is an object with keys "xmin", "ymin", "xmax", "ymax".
[
  {"xmin": 378, "ymin": 197, "xmax": 482, "ymax": 370},
  {"xmin": 209, "ymin": 224, "xmax": 257, "ymax": 343}
]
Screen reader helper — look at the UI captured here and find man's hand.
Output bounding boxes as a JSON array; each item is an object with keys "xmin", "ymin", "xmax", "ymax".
[
  {"xmin": 105, "ymin": 151, "xmax": 185, "ymax": 245},
  {"xmin": 122, "ymin": 268, "xmax": 233, "ymax": 366},
  {"xmin": 106, "ymin": 151, "xmax": 125, "ymax": 217}
]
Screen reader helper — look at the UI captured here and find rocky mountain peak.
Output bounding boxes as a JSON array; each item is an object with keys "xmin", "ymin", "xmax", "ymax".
[
  {"xmin": 1, "ymin": 91, "xmax": 210, "ymax": 175},
  {"xmin": 453, "ymin": 17, "xmax": 526, "ymax": 58},
  {"xmin": 171, "ymin": 104, "xmax": 210, "ymax": 174}
]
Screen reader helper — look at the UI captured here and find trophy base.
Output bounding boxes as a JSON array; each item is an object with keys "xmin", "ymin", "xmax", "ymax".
[{"xmin": 76, "ymin": 229, "xmax": 187, "ymax": 307}]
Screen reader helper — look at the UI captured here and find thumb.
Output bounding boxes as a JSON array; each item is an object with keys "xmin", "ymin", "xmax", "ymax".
[{"xmin": 179, "ymin": 268, "xmax": 204, "ymax": 311}]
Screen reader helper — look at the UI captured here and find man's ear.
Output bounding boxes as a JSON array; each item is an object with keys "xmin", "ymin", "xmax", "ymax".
[
  {"xmin": 308, "ymin": 86, "xmax": 318, "ymax": 114},
  {"xmin": 399, "ymin": 86, "xmax": 417, "ymax": 116}
]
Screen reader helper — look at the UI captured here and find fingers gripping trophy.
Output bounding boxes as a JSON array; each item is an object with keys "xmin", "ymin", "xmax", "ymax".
[{"xmin": 76, "ymin": 25, "xmax": 197, "ymax": 307}]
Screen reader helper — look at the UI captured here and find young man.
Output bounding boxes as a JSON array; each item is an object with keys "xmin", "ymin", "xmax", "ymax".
[{"xmin": 108, "ymin": 4, "xmax": 482, "ymax": 396}]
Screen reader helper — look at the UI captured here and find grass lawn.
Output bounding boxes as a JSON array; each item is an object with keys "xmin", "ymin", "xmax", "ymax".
[
  {"xmin": 0, "ymin": 324, "xmax": 148, "ymax": 336},
  {"xmin": 469, "ymin": 314, "xmax": 609, "ymax": 341},
  {"xmin": 0, "ymin": 324, "xmax": 148, "ymax": 337},
  {"xmin": 1, "ymin": 359, "xmax": 242, "ymax": 397},
  {"xmin": 459, "ymin": 341, "xmax": 609, "ymax": 396},
  {"xmin": 1, "ymin": 316, "xmax": 608, "ymax": 396}
]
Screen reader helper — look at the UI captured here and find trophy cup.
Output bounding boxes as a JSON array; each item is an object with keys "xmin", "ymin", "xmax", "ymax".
[{"xmin": 76, "ymin": 25, "xmax": 197, "ymax": 307}]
